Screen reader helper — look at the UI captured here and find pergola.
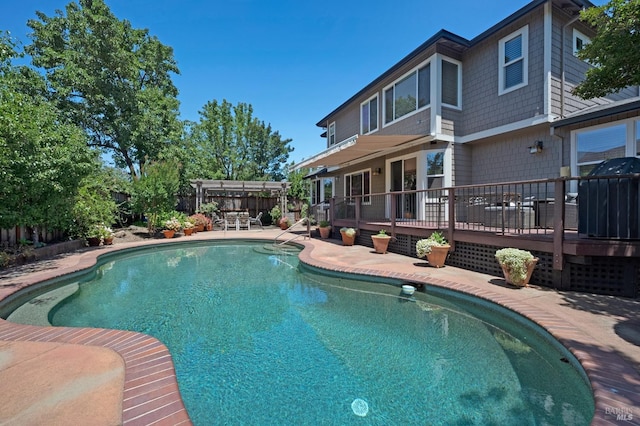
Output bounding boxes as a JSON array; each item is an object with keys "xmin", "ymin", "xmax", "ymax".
[{"xmin": 190, "ymin": 180, "xmax": 290, "ymax": 215}]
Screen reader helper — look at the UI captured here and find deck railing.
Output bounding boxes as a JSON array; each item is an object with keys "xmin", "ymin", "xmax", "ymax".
[{"xmin": 315, "ymin": 174, "xmax": 640, "ymax": 240}]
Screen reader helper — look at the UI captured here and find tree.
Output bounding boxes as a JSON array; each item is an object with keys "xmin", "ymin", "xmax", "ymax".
[
  {"xmin": 130, "ymin": 159, "xmax": 181, "ymax": 232},
  {"xmin": 286, "ymin": 165, "xmax": 310, "ymax": 202},
  {"xmin": 0, "ymin": 33, "xmax": 96, "ymax": 241},
  {"xmin": 573, "ymin": 0, "xmax": 640, "ymax": 99},
  {"xmin": 25, "ymin": 0, "xmax": 181, "ymax": 179},
  {"xmin": 186, "ymin": 99, "xmax": 293, "ymax": 181}
]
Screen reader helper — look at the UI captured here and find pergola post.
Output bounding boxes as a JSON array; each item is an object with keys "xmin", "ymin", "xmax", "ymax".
[{"xmin": 195, "ymin": 181, "xmax": 203, "ymax": 212}]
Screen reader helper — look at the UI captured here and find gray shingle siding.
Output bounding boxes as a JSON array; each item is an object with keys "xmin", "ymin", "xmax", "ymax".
[
  {"xmin": 312, "ymin": 0, "xmax": 639, "ymax": 188},
  {"xmin": 471, "ymin": 127, "xmax": 558, "ymax": 183},
  {"xmin": 551, "ymin": 10, "xmax": 639, "ymax": 118},
  {"xmin": 460, "ymin": 9, "xmax": 547, "ymax": 136}
]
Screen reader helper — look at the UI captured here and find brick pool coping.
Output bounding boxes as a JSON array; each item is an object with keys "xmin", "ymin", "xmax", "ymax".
[{"xmin": 1, "ymin": 232, "xmax": 638, "ymax": 425}]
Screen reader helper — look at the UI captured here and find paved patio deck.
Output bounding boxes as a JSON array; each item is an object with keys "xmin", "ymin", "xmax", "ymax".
[{"xmin": 0, "ymin": 227, "xmax": 638, "ymax": 425}]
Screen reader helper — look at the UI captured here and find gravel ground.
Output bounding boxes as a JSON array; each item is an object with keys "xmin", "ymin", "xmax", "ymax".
[{"xmin": 112, "ymin": 225, "xmax": 157, "ymax": 243}]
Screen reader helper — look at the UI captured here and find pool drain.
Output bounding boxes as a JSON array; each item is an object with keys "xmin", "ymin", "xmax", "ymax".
[{"xmin": 351, "ymin": 398, "xmax": 369, "ymax": 417}]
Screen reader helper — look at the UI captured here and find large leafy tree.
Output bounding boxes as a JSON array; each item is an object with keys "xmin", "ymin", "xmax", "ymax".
[
  {"xmin": 25, "ymin": 0, "xmax": 181, "ymax": 178},
  {"xmin": 0, "ymin": 33, "xmax": 96, "ymax": 239},
  {"xmin": 574, "ymin": 0, "xmax": 640, "ymax": 98},
  {"xmin": 186, "ymin": 99, "xmax": 293, "ymax": 181},
  {"xmin": 130, "ymin": 159, "xmax": 181, "ymax": 232}
]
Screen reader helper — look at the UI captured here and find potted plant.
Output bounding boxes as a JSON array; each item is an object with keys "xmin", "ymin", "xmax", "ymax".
[
  {"xmin": 495, "ymin": 248, "xmax": 538, "ymax": 287},
  {"xmin": 99, "ymin": 225, "xmax": 115, "ymax": 245},
  {"xmin": 371, "ymin": 229, "xmax": 391, "ymax": 254},
  {"xmin": 163, "ymin": 217, "xmax": 182, "ymax": 239},
  {"xmin": 86, "ymin": 225, "xmax": 103, "ymax": 246},
  {"xmin": 340, "ymin": 227, "xmax": 357, "ymax": 246},
  {"xmin": 416, "ymin": 231, "xmax": 450, "ymax": 268},
  {"xmin": 318, "ymin": 220, "xmax": 331, "ymax": 239},
  {"xmin": 197, "ymin": 202, "xmax": 219, "ymax": 218},
  {"xmin": 270, "ymin": 205, "xmax": 282, "ymax": 226},
  {"xmin": 189, "ymin": 213, "xmax": 209, "ymax": 232},
  {"xmin": 279, "ymin": 217, "xmax": 291, "ymax": 230},
  {"xmin": 183, "ymin": 218, "xmax": 196, "ymax": 236}
]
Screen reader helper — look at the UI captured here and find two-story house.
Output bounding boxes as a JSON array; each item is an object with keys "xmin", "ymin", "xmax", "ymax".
[{"xmin": 297, "ymin": 0, "xmax": 640, "ymax": 213}]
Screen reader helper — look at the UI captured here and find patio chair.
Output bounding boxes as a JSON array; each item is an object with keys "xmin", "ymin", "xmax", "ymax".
[
  {"xmin": 224, "ymin": 212, "xmax": 239, "ymax": 231},
  {"xmin": 212, "ymin": 213, "xmax": 225, "ymax": 229},
  {"xmin": 249, "ymin": 212, "xmax": 263, "ymax": 229},
  {"xmin": 238, "ymin": 212, "xmax": 250, "ymax": 230}
]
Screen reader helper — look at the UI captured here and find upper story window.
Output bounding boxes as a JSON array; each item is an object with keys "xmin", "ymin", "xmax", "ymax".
[
  {"xmin": 441, "ymin": 59, "xmax": 461, "ymax": 108},
  {"xmin": 345, "ymin": 169, "xmax": 371, "ymax": 204},
  {"xmin": 361, "ymin": 95, "xmax": 378, "ymax": 134},
  {"xmin": 499, "ymin": 26, "xmax": 528, "ymax": 95},
  {"xmin": 384, "ymin": 62, "xmax": 430, "ymax": 125},
  {"xmin": 573, "ymin": 29, "xmax": 591, "ymax": 57},
  {"xmin": 328, "ymin": 122, "xmax": 336, "ymax": 146}
]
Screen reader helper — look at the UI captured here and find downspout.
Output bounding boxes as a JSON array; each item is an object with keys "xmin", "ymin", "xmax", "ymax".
[{"xmin": 560, "ymin": 12, "xmax": 583, "ymax": 118}]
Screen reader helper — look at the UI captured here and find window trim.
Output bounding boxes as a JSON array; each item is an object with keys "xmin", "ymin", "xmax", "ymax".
[
  {"xmin": 310, "ymin": 177, "xmax": 334, "ymax": 205},
  {"xmin": 571, "ymin": 118, "xmax": 640, "ymax": 177},
  {"xmin": 498, "ymin": 26, "xmax": 529, "ymax": 95},
  {"xmin": 382, "ymin": 59, "xmax": 431, "ymax": 127},
  {"xmin": 360, "ymin": 94, "xmax": 379, "ymax": 135},
  {"xmin": 344, "ymin": 169, "xmax": 372, "ymax": 205},
  {"xmin": 441, "ymin": 58, "xmax": 462, "ymax": 110},
  {"xmin": 572, "ymin": 28, "xmax": 590, "ymax": 57},
  {"xmin": 328, "ymin": 122, "xmax": 336, "ymax": 146}
]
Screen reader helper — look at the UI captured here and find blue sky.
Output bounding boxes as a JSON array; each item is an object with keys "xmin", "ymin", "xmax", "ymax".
[{"xmin": 2, "ymin": 0, "xmax": 604, "ymax": 165}]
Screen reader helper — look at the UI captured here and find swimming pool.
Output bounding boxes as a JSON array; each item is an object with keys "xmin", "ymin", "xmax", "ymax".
[{"xmin": 8, "ymin": 242, "xmax": 594, "ymax": 424}]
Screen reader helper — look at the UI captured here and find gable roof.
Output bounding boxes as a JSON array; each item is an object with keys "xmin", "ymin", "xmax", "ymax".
[{"xmin": 315, "ymin": 0, "xmax": 595, "ymax": 128}]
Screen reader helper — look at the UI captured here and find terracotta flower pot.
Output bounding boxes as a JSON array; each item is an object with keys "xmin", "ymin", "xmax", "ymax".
[
  {"xmin": 319, "ymin": 226, "xmax": 331, "ymax": 239},
  {"xmin": 184, "ymin": 228, "xmax": 194, "ymax": 236},
  {"xmin": 87, "ymin": 237, "xmax": 101, "ymax": 247},
  {"xmin": 103, "ymin": 237, "xmax": 114, "ymax": 245},
  {"xmin": 163, "ymin": 230, "xmax": 175, "ymax": 239},
  {"xmin": 340, "ymin": 230, "xmax": 356, "ymax": 246},
  {"xmin": 426, "ymin": 244, "xmax": 450, "ymax": 268},
  {"xmin": 196, "ymin": 224, "xmax": 205, "ymax": 232},
  {"xmin": 371, "ymin": 235, "xmax": 391, "ymax": 254},
  {"xmin": 499, "ymin": 258, "xmax": 539, "ymax": 287}
]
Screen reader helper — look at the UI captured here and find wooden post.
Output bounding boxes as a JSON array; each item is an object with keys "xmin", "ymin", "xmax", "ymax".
[
  {"xmin": 448, "ymin": 187, "xmax": 456, "ymax": 251},
  {"xmin": 553, "ymin": 178, "xmax": 566, "ymax": 269},
  {"xmin": 390, "ymin": 193, "xmax": 397, "ymax": 235}
]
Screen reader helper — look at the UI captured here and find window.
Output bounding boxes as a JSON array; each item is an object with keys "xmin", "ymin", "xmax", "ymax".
[
  {"xmin": 311, "ymin": 178, "xmax": 333, "ymax": 205},
  {"xmin": 426, "ymin": 151, "xmax": 445, "ymax": 189},
  {"xmin": 328, "ymin": 122, "xmax": 336, "ymax": 146},
  {"xmin": 499, "ymin": 26, "xmax": 528, "ymax": 94},
  {"xmin": 636, "ymin": 119, "xmax": 640, "ymax": 156},
  {"xmin": 384, "ymin": 63, "xmax": 430, "ymax": 125},
  {"xmin": 345, "ymin": 170, "xmax": 371, "ymax": 203},
  {"xmin": 361, "ymin": 96, "xmax": 378, "ymax": 134},
  {"xmin": 576, "ymin": 124, "xmax": 627, "ymax": 176},
  {"xmin": 441, "ymin": 59, "xmax": 460, "ymax": 108},
  {"xmin": 573, "ymin": 29, "xmax": 590, "ymax": 56}
]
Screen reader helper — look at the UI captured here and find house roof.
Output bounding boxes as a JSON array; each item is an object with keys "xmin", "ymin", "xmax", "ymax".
[
  {"xmin": 315, "ymin": 0, "xmax": 595, "ymax": 128},
  {"xmin": 552, "ymin": 97, "xmax": 640, "ymax": 129},
  {"xmin": 315, "ymin": 29, "xmax": 470, "ymax": 127},
  {"xmin": 296, "ymin": 134, "xmax": 427, "ymax": 169}
]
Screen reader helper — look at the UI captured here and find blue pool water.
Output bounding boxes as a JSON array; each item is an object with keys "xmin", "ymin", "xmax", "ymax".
[{"xmin": 43, "ymin": 242, "xmax": 593, "ymax": 424}]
